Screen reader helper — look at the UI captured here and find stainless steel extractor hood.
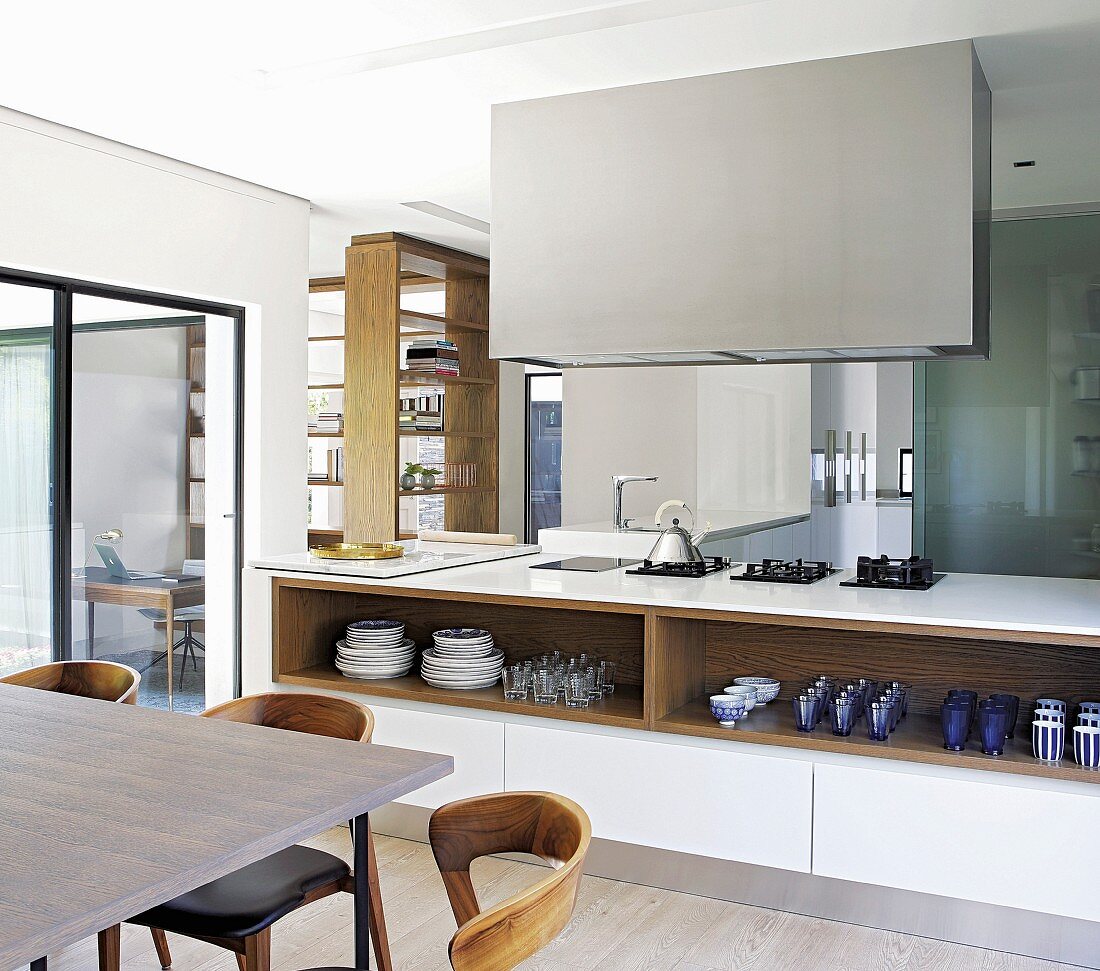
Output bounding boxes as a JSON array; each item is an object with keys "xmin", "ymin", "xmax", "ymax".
[{"xmin": 489, "ymin": 41, "xmax": 991, "ymax": 366}]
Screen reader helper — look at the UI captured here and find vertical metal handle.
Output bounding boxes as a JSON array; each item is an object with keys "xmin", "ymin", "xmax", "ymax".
[
  {"xmin": 824, "ymin": 429, "xmax": 837, "ymax": 508},
  {"xmin": 845, "ymin": 431, "xmax": 853, "ymax": 503},
  {"xmin": 860, "ymin": 432, "xmax": 868, "ymax": 501}
]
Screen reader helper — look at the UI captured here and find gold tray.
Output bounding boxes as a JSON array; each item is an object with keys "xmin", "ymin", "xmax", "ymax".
[{"xmin": 309, "ymin": 543, "xmax": 405, "ymax": 560}]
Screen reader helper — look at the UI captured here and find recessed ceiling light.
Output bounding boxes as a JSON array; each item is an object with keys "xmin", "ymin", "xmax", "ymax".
[{"xmin": 401, "ymin": 201, "xmax": 489, "ymax": 234}]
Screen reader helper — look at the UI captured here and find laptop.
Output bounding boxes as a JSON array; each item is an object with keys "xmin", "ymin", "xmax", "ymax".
[{"xmin": 94, "ymin": 542, "xmax": 163, "ymax": 581}]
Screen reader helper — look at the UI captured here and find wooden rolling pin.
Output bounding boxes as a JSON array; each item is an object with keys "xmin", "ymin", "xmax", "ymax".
[{"xmin": 417, "ymin": 530, "xmax": 518, "ymax": 546}]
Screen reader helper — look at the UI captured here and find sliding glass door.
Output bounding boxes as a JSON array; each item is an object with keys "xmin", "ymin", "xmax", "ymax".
[
  {"xmin": 0, "ymin": 269, "xmax": 243, "ymax": 711},
  {"xmin": 0, "ymin": 281, "xmax": 56, "ymax": 677}
]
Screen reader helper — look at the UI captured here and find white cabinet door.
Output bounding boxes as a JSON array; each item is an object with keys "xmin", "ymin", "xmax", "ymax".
[
  {"xmin": 813, "ymin": 764, "xmax": 1100, "ymax": 921},
  {"xmin": 505, "ymin": 724, "xmax": 812, "ymax": 872},
  {"xmin": 369, "ymin": 703, "xmax": 504, "ymax": 809}
]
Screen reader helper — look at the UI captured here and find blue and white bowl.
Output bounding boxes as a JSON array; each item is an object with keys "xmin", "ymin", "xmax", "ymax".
[
  {"xmin": 1074, "ymin": 725, "xmax": 1100, "ymax": 768},
  {"xmin": 710, "ymin": 694, "xmax": 746, "ymax": 727},
  {"xmin": 1080, "ymin": 701, "xmax": 1100, "ymax": 715},
  {"xmin": 348, "ymin": 619, "xmax": 404, "ymax": 632},
  {"xmin": 732, "ymin": 677, "xmax": 781, "ymax": 705},
  {"xmin": 434, "ymin": 628, "xmax": 491, "ymax": 641},
  {"xmin": 723, "ymin": 685, "xmax": 758, "ymax": 712}
]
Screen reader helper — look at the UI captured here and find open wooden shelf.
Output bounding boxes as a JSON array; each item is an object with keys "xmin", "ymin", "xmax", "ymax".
[
  {"xmin": 657, "ymin": 696, "xmax": 1100, "ymax": 785},
  {"xmin": 398, "ymin": 485, "xmax": 495, "ymax": 496},
  {"xmin": 308, "ymin": 431, "xmax": 344, "ymax": 438},
  {"xmin": 308, "ymin": 480, "xmax": 344, "ymax": 487},
  {"xmin": 397, "ymin": 370, "xmax": 493, "ymax": 387},
  {"xmin": 308, "ymin": 335, "xmax": 345, "ymax": 342},
  {"xmin": 281, "ymin": 663, "xmax": 644, "ymax": 730},
  {"xmin": 398, "ymin": 428, "xmax": 494, "ymax": 439},
  {"xmin": 309, "ymin": 383, "xmax": 344, "ymax": 391},
  {"xmin": 400, "ymin": 310, "xmax": 489, "ymax": 334}
]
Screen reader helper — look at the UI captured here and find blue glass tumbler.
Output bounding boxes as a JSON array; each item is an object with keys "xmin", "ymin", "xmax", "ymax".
[
  {"xmin": 990, "ymin": 693, "xmax": 1020, "ymax": 739},
  {"xmin": 978, "ymin": 706, "xmax": 1010, "ymax": 756},
  {"xmin": 830, "ymin": 697, "xmax": 856, "ymax": 737},
  {"xmin": 792, "ymin": 694, "xmax": 818, "ymax": 733},
  {"xmin": 866, "ymin": 701, "xmax": 892, "ymax": 741},
  {"xmin": 941, "ymin": 702, "xmax": 969, "ymax": 751}
]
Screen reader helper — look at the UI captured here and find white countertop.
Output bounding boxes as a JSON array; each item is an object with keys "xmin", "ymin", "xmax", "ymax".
[
  {"xmin": 538, "ymin": 508, "xmax": 809, "ymax": 557},
  {"xmin": 249, "ymin": 550, "xmax": 1100, "ymax": 638},
  {"xmin": 250, "ymin": 540, "xmax": 540, "ymax": 578}
]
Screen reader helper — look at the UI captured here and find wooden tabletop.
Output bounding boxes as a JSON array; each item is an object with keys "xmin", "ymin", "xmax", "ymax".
[
  {"xmin": 73, "ymin": 567, "xmax": 207, "ymax": 595},
  {"xmin": 0, "ymin": 684, "xmax": 453, "ymax": 971}
]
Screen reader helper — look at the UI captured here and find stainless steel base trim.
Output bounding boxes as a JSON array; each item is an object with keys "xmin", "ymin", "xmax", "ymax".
[{"xmin": 371, "ymin": 804, "xmax": 1099, "ymax": 968}]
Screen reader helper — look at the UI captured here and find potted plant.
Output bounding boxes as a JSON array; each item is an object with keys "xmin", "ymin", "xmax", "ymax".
[
  {"xmin": 400, "ymin": 462, "xmax": 421, "ymax": 490},
  {"xmin": 419, "ymin": 465, "xmax": 442, "ymax": 489}
]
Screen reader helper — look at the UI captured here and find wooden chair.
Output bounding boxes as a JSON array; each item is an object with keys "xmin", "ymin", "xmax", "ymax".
[
  {"xmin": 295, "ymin": 792, "xmax": 590, "ymax": 971},
  {"xmin": 97, "ymin": 692, "xmax": 392, "ymax": 971},
  {"xmin": 0, "ymin": 659, "xmax": 140, "ymax": 704}
]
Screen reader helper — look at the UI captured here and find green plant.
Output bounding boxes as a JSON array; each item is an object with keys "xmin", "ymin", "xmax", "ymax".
[
  {"xmin": 404, "ymin": 461, "xmax": 424, "ymax": 474},
  {"xmin": 420, "ymin": 466, "xmax": 442, "ymax": 476}
]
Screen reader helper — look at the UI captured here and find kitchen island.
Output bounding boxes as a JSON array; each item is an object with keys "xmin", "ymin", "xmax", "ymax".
[{"xmin": 243, "ymin": 549, "xmax": 1100, "ymax": 966}]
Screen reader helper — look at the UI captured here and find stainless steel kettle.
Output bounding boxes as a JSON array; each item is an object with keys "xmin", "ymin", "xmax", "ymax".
[{"xmin": 645, "ymin": 500, "xmax": 712, "ymax": 564}]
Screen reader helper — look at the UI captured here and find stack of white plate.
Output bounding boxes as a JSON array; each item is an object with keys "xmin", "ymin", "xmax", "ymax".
[
  {"xmin": 336, "ymin": 620, "xmax": 416, "ymax": 679},
  {"xmin": 421, "ymin": 628, "xmax": 503, "ymax": 690}
]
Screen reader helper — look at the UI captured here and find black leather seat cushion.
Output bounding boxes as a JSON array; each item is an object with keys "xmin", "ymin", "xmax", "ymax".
[{"xmin": 133, "ymin": 845, "xmax": 350, "ymax": 939}]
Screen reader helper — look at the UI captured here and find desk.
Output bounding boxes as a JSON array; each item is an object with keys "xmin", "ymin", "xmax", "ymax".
[
  {"xmin": 73, "ymin": 568, "xmax": 206, "ymax": 710},
  {"xmin": 0, "ymin": 683, "xmax": 453, "ymax": 971}
]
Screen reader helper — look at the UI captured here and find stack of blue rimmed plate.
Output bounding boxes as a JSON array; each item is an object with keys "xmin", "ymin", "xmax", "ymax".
[
  {"xmin": 420, "ymin": 628, "xmax": 503, "ymax": 689},
  {"xmin": 336, "ymin": 620, "xmax": 416, "ymax": 679}
]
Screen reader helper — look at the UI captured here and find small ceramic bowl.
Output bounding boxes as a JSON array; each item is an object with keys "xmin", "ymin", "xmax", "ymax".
[
  {"xmin": 710, "ymin": 694, "xmax": 746, "ymax": 727},
  {"xmin": 723, "ymin": 685, "xmax": 758, "ymax": 712},
  {"xmin": 733, "ymin": 677, "xmax": 781, "ymax": 705}
]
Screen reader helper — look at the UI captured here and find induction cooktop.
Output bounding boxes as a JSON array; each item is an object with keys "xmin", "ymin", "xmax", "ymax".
[{"xmin": 529, "ymin": 557, "xmax": 641, "ymax": 573}]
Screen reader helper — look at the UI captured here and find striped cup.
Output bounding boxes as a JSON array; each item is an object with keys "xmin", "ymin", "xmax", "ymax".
[
  {"xmin": 1032, "ymin": 720, "xmax": 1064, "ymax": 762},
  {"xmin": 1074, "ymin": 725, "xmax": 1100, "ymax": 768}
]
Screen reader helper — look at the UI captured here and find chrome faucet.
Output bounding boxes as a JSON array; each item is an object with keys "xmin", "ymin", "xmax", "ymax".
[{"xmin": 612, "ymin": 475, "xmax": 658, "ymax": 530}]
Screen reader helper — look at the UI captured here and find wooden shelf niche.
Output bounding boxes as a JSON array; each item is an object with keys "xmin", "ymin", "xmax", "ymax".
[{"xmin": 311, "ymin": 233, "xmax": 498, "ymax": 544}]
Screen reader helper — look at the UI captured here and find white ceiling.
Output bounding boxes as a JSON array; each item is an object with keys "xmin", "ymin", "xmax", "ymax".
[{"xmin": 4, "ymin": 0, "xmax": 1100, "ymax": 277}]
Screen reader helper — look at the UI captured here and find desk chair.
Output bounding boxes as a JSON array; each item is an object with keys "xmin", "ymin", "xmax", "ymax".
[
  {"xmin": 1, "ymin": 659, "xmax": 141, "ymax": 704},
  {"xmin": 138, "ymin": 559, "xmax": 205, "ymax": 688},
  {"xmin": 296, "ymin": 792, "xmax": 591, "ymax": 971},
  {"xmin": 97, "ymin": 692, "xmax": 392, "ymax": 971}
]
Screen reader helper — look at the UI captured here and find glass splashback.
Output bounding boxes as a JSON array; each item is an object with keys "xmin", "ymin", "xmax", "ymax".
[{"xmin": 915, "ymin": 213, "xmax": 1100, "ymax": 577}]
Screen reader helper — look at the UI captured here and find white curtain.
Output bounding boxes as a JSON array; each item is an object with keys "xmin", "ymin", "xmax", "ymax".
[{"xmin": 0, "ymin": 338, "xmax": 52, "ymax": 674}]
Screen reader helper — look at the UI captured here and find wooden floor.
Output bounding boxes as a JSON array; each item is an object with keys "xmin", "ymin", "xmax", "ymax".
[{"xmin": 42, "ymin": 829, "xmax": 1073, "ymax": 971}]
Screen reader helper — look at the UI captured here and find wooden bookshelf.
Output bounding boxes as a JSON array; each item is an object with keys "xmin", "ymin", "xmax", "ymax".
[{"xmin": 327, "ymin": 232, "xmax": 498, "ymax": 541}]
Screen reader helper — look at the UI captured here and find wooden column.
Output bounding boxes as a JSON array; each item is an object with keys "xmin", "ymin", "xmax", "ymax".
[
  {"xmin": 444, "ymin": 275, "xmax": 497, "ymax": 532},
  {"xmin": 344, "ymin": 242, "xmax": 400, "ymax": 541}
]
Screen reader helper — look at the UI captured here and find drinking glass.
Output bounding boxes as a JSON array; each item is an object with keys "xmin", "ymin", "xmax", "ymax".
[
  {"xmin": 1032, "ymin": 719, "xmax": 1064, "ymax": 762},
  {"xmin": 502, "ymin": 664, "xmax": 529, "ymax": 701},
  {"xmin": 564, "ymin": 673, "xmax": 590, "ymax": 709},
  {"xmin": 533, "ymin": 668, "xmax": 558, "ymax": 706},
  {"xmin": 829, "ymin": 697, "xmax": 856, "ymax": 737},
  {"xmin": 584, "ymin": 666, "xmax": 602, "ymax": 701},
  {"xmin": 866, "ymin": 701, "xmax": 892, "ymax": 741},
  {"xmin": 599, "ymin": 660, "xmax": 617, "ymax": 697},
  {"xmin": 836, "ymin": 688, "xmax": 863, "ymax": 720},
  {"xmin": 803, "ymin": 686, "xmax": 828, "ymax": 725},
  {"xmin": 792, "ymin": 694, "xmax": 818, "ymax": 732},
  {"xmin": 990, "ymin": 693, "xmax": 1020, "ymax": 738},
  {"xmin": 978, "ymin": 706, "xmax": 1009, "ymax": 756},
  {"xmin": 941, "ymin": 703, "xmax": 969, "ymax": 751}
]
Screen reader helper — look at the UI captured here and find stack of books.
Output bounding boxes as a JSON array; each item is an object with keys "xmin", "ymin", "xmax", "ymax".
[
  {"xmin": 405, "ymin": 340, "xmax": 459, "ymax": 376},
  {"xmin": 399, "ymin": 393, "xmax": 444, "ymax": 432},
  {"xmin": 313, "ymin": 412, "xmax": 344, "ymax": 434}
]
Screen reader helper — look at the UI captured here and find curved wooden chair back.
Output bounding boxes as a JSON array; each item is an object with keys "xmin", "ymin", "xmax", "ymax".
[
  {"xmin": 428, "ymin": 791, "xmax": 591, "ymax": 971},
  {"xmin": 202, "ymin": 692, "xmax": 374, "ymax": 742},
  {"xmin": 1, "ymin": 660, "xmax": 140, "ymax": 704}
]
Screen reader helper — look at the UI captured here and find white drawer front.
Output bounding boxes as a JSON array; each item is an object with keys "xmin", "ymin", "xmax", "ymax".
[
  {"xmin": 813, "ymin": 764, "xmax": 1100, "ymax": 921},
  {"xmin": 505, "ymin": 723, "xmax": 812, "ymax": 872},
  {"xmin": 368, "ymin": 703, "xmax": 504, "ymax": 809}
]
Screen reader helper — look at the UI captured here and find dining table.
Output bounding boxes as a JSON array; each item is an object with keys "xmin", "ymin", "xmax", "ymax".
[{"xmin": 0, "ymin": 683, "xmax": 453, "ymax": 971}]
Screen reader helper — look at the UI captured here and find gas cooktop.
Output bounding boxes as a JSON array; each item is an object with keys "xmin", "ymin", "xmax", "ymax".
[
  {"xmin": 731, "ymin": 558, "xmax": 841, "ymax": 585},
  {"xmin": 626, "ymin": 557, "xmax": 733, "ymax": 578},
  {"xmin": 839, "ymin": 555, "xmax": 945, "ymax": 590}
]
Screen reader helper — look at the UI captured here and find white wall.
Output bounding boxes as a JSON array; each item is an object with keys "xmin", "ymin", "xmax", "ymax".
[
  {"xmin": 0, "ymin": 105, "xmax": 310, "ymax": 705},
  {"xmin": 562, "ymin": 366, "xmax": 697, "ymax": 525},
  {"xmin": 562, "ymin": 364, "xmax": 809, "ymax": 527},
  {"xmin": 876, "ymin": 362, "xmax": 914, "ymax": 495}
]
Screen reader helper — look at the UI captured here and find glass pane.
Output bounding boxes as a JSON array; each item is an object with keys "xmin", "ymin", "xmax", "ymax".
[
  {"xmin": 0, "ymin": 281, "xmax": 55, "ymax": 676},
  {"xmin": 527, "ymin": 373, "xmax": 563, "ymax": 543},
  {"xmin": 70, "ymin": 293, "xmax": 238, "ymax": 711},
  {"xmin": 918, "ymin": 213, "xmax": 1100, "ymax": 576}
]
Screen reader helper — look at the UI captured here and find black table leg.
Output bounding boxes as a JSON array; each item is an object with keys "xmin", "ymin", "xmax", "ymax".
[
  {"xmin": 353, "ymin": 811, "xmax": 371, "ymax": 970},
  {"xmin": 87, "ymin": 601, "xmax": 94, "ymax": 658}
]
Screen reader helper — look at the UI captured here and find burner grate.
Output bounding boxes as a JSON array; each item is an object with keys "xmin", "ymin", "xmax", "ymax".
[
  {"xmin": 733, "ymin": 558, "xmax": 840, "ymax": 585},
  {"xmin": 839, "ymin": 555, "xmax": 944, "ymax": 591},
  {"xmin": 626, "ymin": 557, "xmax": 732, "ymax": 578}
]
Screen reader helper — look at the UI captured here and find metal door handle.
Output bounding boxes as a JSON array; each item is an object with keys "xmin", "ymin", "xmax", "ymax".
[
  {"xmin": 845, "ymin": 431, "xmax": 853, "ymax": 503},
  {"xmin": 824, "ymin": 429, "xmax": 837, "ymax": 508},
  {"xmin": 222, "ymin": 513, "xmax": 236, "ymax": 519},
  {"xmin": 860, "ymin": 432, "xmax": 868, "ymax": 501}
]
